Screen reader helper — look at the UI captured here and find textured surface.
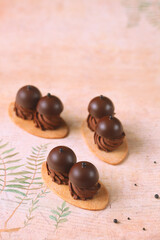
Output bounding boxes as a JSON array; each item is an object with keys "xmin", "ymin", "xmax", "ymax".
[{"xmin": 0, "ymin": 0, "xmax": 160, "ymax": 240}]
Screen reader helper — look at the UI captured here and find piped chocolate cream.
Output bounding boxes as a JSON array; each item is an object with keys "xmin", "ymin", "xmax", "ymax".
[
  {"xmin": 14, "ymin": 85, "xmax": 42, "ymax": 120},
  {"xmin": 94, "ymin": 115, "xmax": 125, "ymax": 152},
  {"xmin": 34, "ymin": 93, "xmax": 63, "ymax": 130},
  {"xmin": 47, "ymin": 146, "xmax": 77, "ymax": 185},
  {"xmin": 87, "ymin": 95, "xmax": 115, "ymax": 131},
  {"xmin": 69, "ymin": 161, "xmax": 100, "ymax": 200}
]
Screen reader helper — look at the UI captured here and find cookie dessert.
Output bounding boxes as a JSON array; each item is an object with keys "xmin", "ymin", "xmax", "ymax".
[
  {"xmin": 9, "ymin": 88, "xmax": 69, "ymax": 139},
  {"xmin": 41, "ymin": 161, "xmax": 109, "ymax": 210}
]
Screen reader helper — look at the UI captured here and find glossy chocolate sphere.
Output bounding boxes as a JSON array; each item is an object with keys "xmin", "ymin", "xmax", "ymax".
[
  {"xmin": 36, "ymin": 93, "xmax": 63, "ymax": 116},
  {"xmin": 47, "ymin": 146, "xmax": 77, "ymax": 174},
  {"xmin": 69, "ymin": 161, "xmax": 99, "ymax": 188},
  {"xmin": 96, "ymin": 116, "xmax": 124, "ymax": 139},
  {"xmin": 16, "ymin": 85, "xmax": 42, "ymax": 109},
  {"xmin": 88, "ymin": 95, "xmax": 114, "ymax": 119}
]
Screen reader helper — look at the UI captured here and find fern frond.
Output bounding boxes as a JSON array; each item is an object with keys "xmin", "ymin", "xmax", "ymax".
[{"xmin": 49, "ymin": 201, "xmax": 71, "ymax": 229}]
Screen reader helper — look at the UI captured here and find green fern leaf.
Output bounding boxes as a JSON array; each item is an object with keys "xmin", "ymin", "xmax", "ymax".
[
  {"xmin": 63, "ymin": 207, "xmax": 69, "ymax": 212},
  {"xmin": 26, "ymin": 166, "xmax": 35, "ymax": 171},
  {"xmin": 34, "ymin": 177, "xmax": 42, "ymax": 180},
  {"xmin": 8, "ymin": 178, "xmax": 29, "ymax": 183},
  {"xmin": 59, "ymin": 218, "xmax": 68, "ymax": 223},
  {"xmin": 0, "ymin": 142, "xmax": 8, "ymax": 149},
  {"xmin": 49, "ymin": 215, "xmax": 57, "ymax": 222},
  {"xmin": 2, "ymin": 148, "xmax": 15, "ymax": 154},
  {"xmin": 62, "ymin": 201, "xmax": 66, "ymax": 209},
  {"xmin": 32, "ymin": 147, "xmax": 38, "ymax": 152},
  {"xmin": 37, "ymin": 162, "xmax": 44, "ymax": 166},
  {"xmin": 6, "ymin": 184, "xmax": 27, "ymax": 189},
  {"xmin": 32, "ymin": 182, "xmax": 43, "ymax": 185},
  {"xmin": 51, "ymin": 210, "xmax": 61, "ymax": 216},
  {"xmin": 27, "ymin": 187, "xmax": 42, "ymax": 191},
  {"xmin": 2, "ymin": 159, "xmax": 21, "ymax": 165},
  {"xmin": 3, "ymin": 153, "xmax": 19, "ymax": 159},
  {"xmin": 27, "ymin": 162, "xmax": 36, "ymax": 166},
  {"xmin": 57, "ymin": 206, "xmax": 62, "ymax": 211},
  {"xmin": 61, "ymin": 211, "xmax": 71, "ymax": 217},
  {"xmin": 3, "ymin": 189, "xmax": 26, "ymax": 196},
  {"xmin": 6, "ymin": 165, "xmax": 24, "ymax": 171},
  {"xmin": 8, "ymin": 171, "xmax": 32, "ymax": 175},
  {"xmin": 33, "ymin": 200, "xmax": 39, "ymax": 205}
]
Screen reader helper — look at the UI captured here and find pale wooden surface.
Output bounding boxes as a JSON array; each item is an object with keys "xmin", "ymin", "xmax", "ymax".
[{"xmin": 0, "ymin": 1, "xmax": 160, "ymax": 240}]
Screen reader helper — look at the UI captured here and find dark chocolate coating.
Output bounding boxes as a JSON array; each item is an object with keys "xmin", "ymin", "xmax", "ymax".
[
  {"xmin": 96, "ymin": 116, "xmax": 124, "ymax": 139},
  {"xmin": 47, "ymin": 146, "xmax": 77, "ymax": 174},
  {"xmin": 69, "ymin": 161, "xmax": 99, "ymax": 188},
  {"xmin": 88, "ymin": 95, "xmax": 114, "ymax": 119},
  {"xmin": 36, "ymin": 94, "xmax": 63, "ymax": 116},
  {"xmin": 15, "ymin": 85, "xmax": 42, "ymax": 109}
]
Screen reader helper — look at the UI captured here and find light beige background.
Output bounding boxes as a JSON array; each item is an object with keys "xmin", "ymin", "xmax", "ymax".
[{"xmin": 0, "ymin": 0, "xmax": 160, "ymax": 239}]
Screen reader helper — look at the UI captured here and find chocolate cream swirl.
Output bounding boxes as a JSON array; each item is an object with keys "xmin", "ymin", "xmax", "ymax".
[
  {"xmin": 46, "ymin": 162, "xmax": 68, "ymax": 185},
  {"xmin": 94, "ymin": 132, "xmax": 125, "ymax": 152},
  {"xmin": 69, "ymin": 181, "xmax": 101, "ymax": 200},
  {"xmin": 34, "ymin": 112, "xmax": 62, "ymax": 131},
  {"xmin": 14, "ymin": 103, "xmax": 34, "ymax": 120},
  {"xmin": 87, "ymin": 114, "xmax": 98, "ymax": 131}
]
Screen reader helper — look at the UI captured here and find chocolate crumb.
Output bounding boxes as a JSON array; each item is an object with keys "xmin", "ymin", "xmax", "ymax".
[
  {"xmin": 47, "ymin": 93, "xmax": 51, "ymax": 97},
  {"xmin": 155, "ymin": 194, "xmax": 159, "ymax": 199},
  {"xmin": 143, "ymin": 228, "xmax": 146, "ymax": 231},
  {"xmin": 134, "ymin": 184, "xmax": 137, "ymax": 186},
  {"xmin": 154, "ymin": 161, "xmax": 157, "ymax": 164},
  {"xmin": 113, "ymin": 219, "xmax": 118, "ymax": 223},
  {"xmin": 127, "ymin": 217, "xmax": 131, "ymax": 220}
]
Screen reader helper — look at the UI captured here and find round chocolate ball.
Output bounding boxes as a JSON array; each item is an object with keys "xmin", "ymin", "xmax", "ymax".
[
  {"xmin": 69, "ymin": 161, "xmax": 99, "ymax": 188},
  {"xmin": 96, "ymin": 116, "xmax": 124, "ymax": 139},
  {"xmin": 16, "ymin": 85, "xmax": 42, "ymax": 109},
  {"xmin": 36, "ymin": 93, "xmax": 63, "ymax": 116},
  {"xmin": 47, "ymin": 146, "xmax": 77, "ymax": 174},
  {"xmin": 88, "ymin": 95, "xmax": 114, "ymax": 119}
]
